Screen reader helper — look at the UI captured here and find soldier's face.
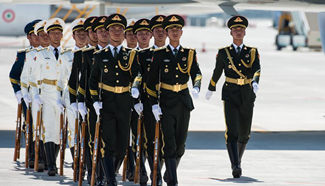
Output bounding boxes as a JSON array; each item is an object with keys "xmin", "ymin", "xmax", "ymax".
[
  {"xmin": 48, "ymin": 29, "xmax": 63, "ymax": 45},
  {"xmin": 167, "ymin": 27, "xmax": 183, "ymax": 42},
  {"xmin": 230, "ymin": 27, "xmax": 246, "ymax": 40},
  {"xmin": 88, "ymin": 29, "xmax": 98, "ymax": 43},
  {"xmin": 73, "ymin": 29, "xmax": 87, "ymax": 47},
  {"xmin": 152, "ymin": 27, "xmax": 167, "ymax": 43},
  {"xmin": 108, "ymin": 25, "xmax": 124, "ymax": 43},
  {"xmin": 96, "ymin": 27, "xmax": 109, "ymax": 43},
  {"xmin": 38, "ymin": 31, "xmax": 50, "ymax": 46},
  {"xmin": 28, "ymin": 33, "xmax": 40, "ymax": 47},
  {"xmin": 136, "ymin": 30, "xmax": 152, "ymax": 46},
  {"xmin": 125, "ymin": 31, "xmax": 137, "ymax": 46}
]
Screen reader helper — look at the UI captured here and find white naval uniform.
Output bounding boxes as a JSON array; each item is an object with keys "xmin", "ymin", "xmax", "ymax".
[
  {"xmin": 21, "ymin": 46, "xmax": 45, "ymax": 141},
  {"xmin": 57, "ymin": 46, "xmax": 80, "ymax": 147},
  {"xmin": 31, "ymin": 45, "xmax": 62, "ymax": 144}
]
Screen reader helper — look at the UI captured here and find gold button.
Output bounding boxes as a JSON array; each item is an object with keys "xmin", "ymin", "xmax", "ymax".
[
  {"xmin": 176, "ymin": 83, "xmax": 179, "ymax": 85},
  {"xmin": 239, "ymin": 70, "xmax": 242, "ymax": 72},
  {"xmin": 116, "ymin": 72, "xmax": 119, "ymax": 76},
  {"xmin": 176, "ymin": 75, "xmax": 178, "ymax": 78},
  {"xmin": 115, "ymin": 65, "xmax": 118, "ymax": 68},
  {"xmin": 238, "ymin": 64, "xmax": 241, "ymax": 66},
  {"xmin": 116, "ymin": 80, "xmax": 119, "ymax": 83},
  {"xmin": 184, "ymin": 64, "xmax": 187, "ymax": 66},
  {"xmin": 165, "ymin": 65, "xmax": 168, "ymax": 67},
  {"xmin": 104, "ymin": 65, "xmax": 107, "ymax": 68},
  {"xmin": 226, "ymin": 83, "xmax": 228, "ymax": 86}
]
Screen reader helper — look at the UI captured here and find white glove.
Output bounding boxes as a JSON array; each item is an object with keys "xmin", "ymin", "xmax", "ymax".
[
  {"xmin": 56, "ymin": 99, "xmax": 64, "ymax": 113},
  {"xmin": 134, "ymin": 102, "xmax": 143, "ymax": 115},
  {"xmin": 152, "ymin": 104, "xmax": 162, "ymax": 121},
  {"xmin": 71, "ymin": 102, "xmax": 78, "ymax": 113},
  {"xmin": 78, "ymin": 102, "xmax": 87, "ymax": 120},
  {"xmin": 252, "ymin": 82, "xmax": 259, "ymax": 94},
  {"xmin": 15, "ymin": 90, "xmax": 23, "ymax": 104},
  {"xmin": 23, "ymin": 94, "xmax": 32, "ymax": 105},
  {"xmin": 34, "ymin": 94, "xmax": 42, "ymax": 110},
  {"xmin": 191, "ymin": 87, "xmax": 200, "ymax": 99},
  {"xmin": 93, "ymin": 101, "xmax": 102, "ymax": 116},
  {"xmin": 205, "ymin": 90, "xmax": 213, "ymax": 100},
  {"xmin": 131, "ymin": 87, "xmax": 140, "ymax": 99}
]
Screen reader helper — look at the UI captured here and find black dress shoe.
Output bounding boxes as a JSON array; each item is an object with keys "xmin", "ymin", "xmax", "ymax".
[{"xmin": 232, "ymin": 166, "xmax": 242, "ymax": 178}]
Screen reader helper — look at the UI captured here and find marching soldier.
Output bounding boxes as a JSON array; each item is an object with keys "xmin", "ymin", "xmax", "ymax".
[
  {"xmin": 31, "ymin": 18, "xmax": 65, "ymax": 176},
  {"xmin": 89, "ymin": 13, "xmax": 138, "ymax": 186},
  {"xmin": 146, "ymin": 14, "xmax": 202, "ymax": 186},
  {"xmin": 130, "ymin": 18, "xmax": 153, "ymax": 186},
  {"xmin": 20, "ymin": 19, "xmax": 43, "ymax": 169},
  {"xmin": 131, "ymin": 15, "xmax": 167, "ymax": 186},
  {"xmin": 77, "ymin": 16, "xmax": 102, "ymax": 184},
  {"xmin": 206, "ymin": 15, "xmax": 261, "ymax": 178},
  {"xmin": 56, "ymin": 18, "xmax": 87, "ymax": 177}
]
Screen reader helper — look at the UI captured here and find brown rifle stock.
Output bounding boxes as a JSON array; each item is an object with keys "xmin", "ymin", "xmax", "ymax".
[
  {"xmin": 122, "ymin": 130, "xmax": 132, "ymax": 181},
  {"xmin": 90, "ymin": 116, "xmax": 100, "ymax": 186},
  {"xmin": 78, "ymin": 118, "xmax": 86, "ymax": 186},
  {"xmin": 59, "ymin": 111, "xmax": 64, "ymax": 175},
  {"xmin": 134, "ymin": 113, "xmax": 143, "ymax": 184},
  {"xmin": 25, "ymin": 104, "xmax": 31, "ymax": 167},
  {"xmin": 34, "ymin": 106, "xmax": 42, "ymax": 171},
  {"xmin": 73, "ymin": 116, "xmax": 79, "ymax": 182},
  {"xmin": 152, "ymin": 121, "xmax": 161, "ymax": 186},
  {"xmin": 14, "ymin": 103, "xmax": 22, "ymax": 161}
]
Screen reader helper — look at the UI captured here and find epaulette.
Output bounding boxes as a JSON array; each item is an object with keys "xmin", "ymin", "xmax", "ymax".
[
  {"xmin": 153, "ymin": 46, "xmax": 166, "ymax": 52},
  {"xmin": 37, "ymin": 47, "xmax": 47, "ymax": 52},
  {"xmin": 26, "ymin": 48, "xmax": 37, "ymax": 53},
  {"xmin": 219, "ymin": 45, "xmax": 231, "ymax": 50},
  {"xmin": 138, "ymin": 48, "xmax": 150, "ymax": 53},
  {"xmin": 17, "ymin": 48, "xmax": 28, "ymax": 53},
  {"xmin": 183, "ymin": 47, "xmax": 195, "ymax": 50},
  {"xmin": 61, "ymin": 48, "xmax": 73, "ymax": 55},
  {"xmin": 82, "ymin": 46, "xmax": 96, "ymax": 52},
  {"xmin": 94, "ymin": 48, "xmax": 105, "ymax": 54},
  {"xmin": 245, "ymin": 45, "xmax": 256, "ymax": 50}
]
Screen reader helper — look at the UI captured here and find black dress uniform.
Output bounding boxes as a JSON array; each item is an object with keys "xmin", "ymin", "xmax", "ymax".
[
  {"xmin": 207, "ymin": 15, "xmax": 261, "ymax": 178},
  {"xmin": 89, "ymin": 13, "xmax": 139, "ymax": 186},
  {"xmin": 146, "ymin": 14, "xmax": 202, "ymax": 186}
]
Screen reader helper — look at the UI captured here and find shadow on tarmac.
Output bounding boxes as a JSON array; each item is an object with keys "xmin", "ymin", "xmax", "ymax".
[
  {"xmin": 209, "ymin": 176, "xmax": 263, "ymax": 183},
  {"xmin": 1, "ymin": 130, "xmax": 325, "ymax": 150}
]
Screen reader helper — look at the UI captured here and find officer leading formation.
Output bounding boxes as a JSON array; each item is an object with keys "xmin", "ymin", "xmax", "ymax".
[{"xmin": 9, "ymin": 13, "xmax": 260, "ymax": 186}]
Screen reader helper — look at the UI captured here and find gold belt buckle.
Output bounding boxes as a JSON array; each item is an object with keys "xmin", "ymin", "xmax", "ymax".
[
  {"xmin": 237, "ymin": 79, "xmax": 245, "ymax": 86},
  {"xmin": 114, "ymin": 86, "xmax": 123, "ymax": 93},
  {"xmin": 173, "ymin": 84, "xmax": 182, "ymax": 92}
]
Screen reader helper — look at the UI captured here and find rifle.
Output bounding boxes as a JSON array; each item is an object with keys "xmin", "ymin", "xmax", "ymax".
[
  {"xmin": 152, "ymin": 120, "xmax": 160, "ymax": 186},
  {"xmin": 122, "ymin": 129, "xmax": 132, "ymax": 181},
  {"xmin": 34, "ymin": 105, "xmax": 42, "ymax": 171},
  {"xmin": 14, "ymin": 103, "xmax": 22, "ymax": 161},
  {"xmin": 90, "ymin": 69, "xmax": 103, "ymax": 186},
  {"xmin": 59, "ymin": 109, "xmax": 65, "ymax": 175},
  {"xmin": 78, "ymin": 115, "xmax": 86, "ymax": 186},
  {"xmin": 25, "ymin": 103, "xmax": 31, "ymax": 168},
  {"xmin": 134, "ymin": 113, "xmax": 143, "ymax": 184},
  {"xmin": 73, "ymin": 112, "xmax": 79, "ymax": 182}
]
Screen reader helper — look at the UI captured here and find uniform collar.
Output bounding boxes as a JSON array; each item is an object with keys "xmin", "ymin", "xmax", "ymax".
[
  {"xmin": 232, "ymin": 43, "xmax": 244, "ymax": 50},
  {"xmin": 49, "ymin": 45, "xmax": 61, "ymax": 52},
  {"xmin": 74, "ymin": 46, "xmax": 80, "ymax": 51},
  {"xmin": 153, "ymin": 44, "xmax": 164, "ymax": 49},
  {"xmin": 98, "ymin": 44, "xmax": 109, "ymax": 50},
  {"xmin": 109, "ymin": 44, "xmax": 122, "ymax": 53},
  {"xmin": 168, "ymin": 44, "xmax": 180, "ymax": 51}
]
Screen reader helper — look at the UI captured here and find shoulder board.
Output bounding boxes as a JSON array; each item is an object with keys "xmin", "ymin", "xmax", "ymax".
[
  {"xmin": 182, "ymin": 47, "xmax": 195, "ymax": 50},
  {"xmin": 61, "ymin": 48, "xmax": 73, "ymax": 55},
  {"xmin": 82, "ymin": 46, "xmax": 96, "ymax": 52},
  {"xmin": 94, "ymin": 48, "xmax": 105, "ymax": 54},
  {"xmin": 218, "ymin": 45, "xmax": 230, "ymax": 50},
  {"xmin": 245, "ymin": 46, "xmax": 257, "ymax": 50},
  {"xmin": 37, "ymin": 47, "xmax": 47, "ymax": 52},
  {"xmin": 17, "ymin": 48, "xmax": 28, "ymax": 53},
  {"xmin": 153, "ymin": 46, "xmax": 166, "ymax": 52},
  {"xmin": 26, "ymin": 48, "xmax": 37, "ymax": 53}
]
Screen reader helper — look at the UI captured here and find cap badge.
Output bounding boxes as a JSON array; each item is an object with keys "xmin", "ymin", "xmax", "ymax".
[
  {"xmin": 170, "ymin": 16, "xmax": 179, "ymax": 22},
  {"xmin": 99, "ymin": 17, "xmax": 106, "ymax": 23},
  {"xmin": 156, "ymin": 16, "xmax": 164, "ymax": 22},
  {"xmin": 140, "ymin": 20, "xmax": 149, "ymax": 25},
  {"xmin": 234, "ymin": 17, "xmax": 243, "ymax": 22},
  {"xmin": 112, "ymin": 15, "xmax": 121, "ymax": 21}
]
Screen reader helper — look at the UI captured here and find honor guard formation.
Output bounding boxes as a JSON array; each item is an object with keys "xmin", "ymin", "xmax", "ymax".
[{"xmin": 9, "ymin": 13, "xmax": 260, "ymax": 186}]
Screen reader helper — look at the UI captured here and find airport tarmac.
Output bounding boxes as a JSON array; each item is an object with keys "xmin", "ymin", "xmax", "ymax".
[{"xmin": 0, "ymin": 19, "xmax": 324, "ymax": 185}]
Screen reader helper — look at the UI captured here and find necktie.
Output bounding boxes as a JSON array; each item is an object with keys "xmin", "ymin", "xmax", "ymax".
[
  {"xmin": 173, "ymin": 48, "xmax": 178, "ymax": 56},
  {"xmin": 236, "ymin": 46, "xmax": 241, "ymax": 56},
  {"xmin": 54, "ymin": 48, "xmax": 59, "ymax": 60},
  {"xmin": 113, "ymin": 47, "xmax": 118, "ymax": 59}
]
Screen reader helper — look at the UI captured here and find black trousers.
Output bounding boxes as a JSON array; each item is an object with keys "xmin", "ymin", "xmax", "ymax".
[
  {"xmin": 223, "ymin": 101, "xmax": 254, "ymax": 144},
  {"xmin": 161, "ymin": 101, "xmax": 190, "ymax": 159},
  {"xmin": 101, "ymin": 93, "xmax": 132, "ymax": 160}
]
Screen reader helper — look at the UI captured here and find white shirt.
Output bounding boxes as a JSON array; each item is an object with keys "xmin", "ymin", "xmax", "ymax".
[
  {"xmin": 109, "ymin": 44, "xmax": 122, "ymax": 55},
  {"xmin": 168, "ymin": 44, "xmax": 180, "ymax": 55},
  {"xmin": 232, "ymin": 43, "xmax": 244, "ymax": 53}
]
